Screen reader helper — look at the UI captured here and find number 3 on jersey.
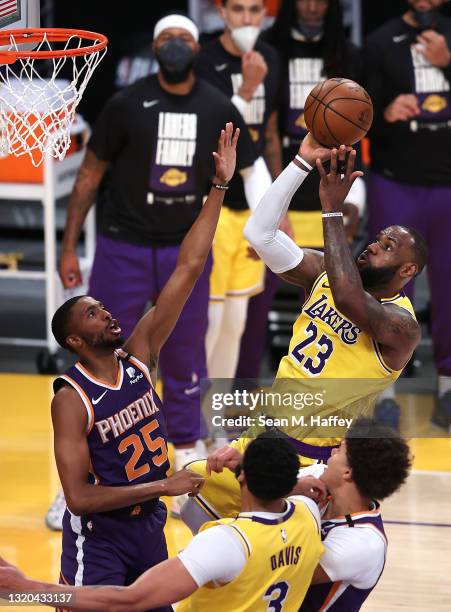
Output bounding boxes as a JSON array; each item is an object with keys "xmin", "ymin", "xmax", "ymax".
[{"xmin": 290, "ymin": 321, "xmax": 333, "ymax": 376}]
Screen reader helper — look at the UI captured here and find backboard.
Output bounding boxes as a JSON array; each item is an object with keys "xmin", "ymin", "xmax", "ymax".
[{"xmin": 0, "ymin": 0, "xmax": 39, "ymax": 30}]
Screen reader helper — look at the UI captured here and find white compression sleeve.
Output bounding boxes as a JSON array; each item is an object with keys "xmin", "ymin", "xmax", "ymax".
[
  {"xmin": 240, "ymin": 156, "xmax": 273, "ymax": 211},
  {"xmin": 243, "ymin": 161, "xmax": 309, "ymax": 273}
]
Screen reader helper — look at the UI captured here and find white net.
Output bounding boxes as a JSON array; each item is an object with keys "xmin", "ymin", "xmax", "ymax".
[{"xmin": 0, "ymin": 31, "xmax": 107, "ymax": 167}]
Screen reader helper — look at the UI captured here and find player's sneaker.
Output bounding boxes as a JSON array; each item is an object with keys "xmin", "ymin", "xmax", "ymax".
[
  {"xmin": 45, "ymin": 489, "xmax": 66, "ymax": 531},
  {"xmin": 374, "ymin": 398, "xmax": 400, "ymax": 431},
  {"xmin": 431, "ymin": 391, "xmax": 451, "ymax": 431}
]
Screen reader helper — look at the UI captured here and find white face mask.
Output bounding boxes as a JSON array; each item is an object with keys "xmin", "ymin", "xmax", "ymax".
[{"xmin": 230, "ymin": 25, "xmax": 260, "ymax": 53}]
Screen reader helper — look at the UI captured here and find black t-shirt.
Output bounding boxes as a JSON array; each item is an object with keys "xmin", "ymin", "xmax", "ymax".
[
  {"xmin": 364, "ymin": 16, "xmax": 451, "ymax": 185},
  {"xmin": 195, "ymin": 38, "xmax": 281, "ymax": 210},
  {"xmin": 88, "ymin": 74, "xmax": 256, "ymax": 246},
  {"xmin": 276, "ymin": 38, "xmax": 361, "ymax": 211}
]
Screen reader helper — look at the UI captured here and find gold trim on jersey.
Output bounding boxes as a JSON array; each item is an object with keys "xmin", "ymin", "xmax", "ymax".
[
  {"xmin": 227, "ymin": 524, "xmax": 252, "ymax": 558},
  {"xmin": 371, "ymin": 339, "xmax": 393, "ymax": 374}
]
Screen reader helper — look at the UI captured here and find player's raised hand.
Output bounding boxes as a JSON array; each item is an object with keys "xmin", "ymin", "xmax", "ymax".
[
  {"xmin": 299, "ymin": 132, "xmax": 332, "ymax": 168},
  {"xmin": 207, "ymin": 445, "xmax": 243, "ymax": 475},
  {"xmin": 212, "ymin": 122, "xmax": 240, "ymax": 185},
  {"xmin": 163, "ymin": 469, "xmax": 204, "ymax": 496},
  {"xmin": 317, "ymin": 146, "xmax": 364, "ymax": 213}
]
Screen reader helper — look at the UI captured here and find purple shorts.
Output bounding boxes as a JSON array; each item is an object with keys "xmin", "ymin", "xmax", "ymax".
[{"xmin": 60, "ymin": 500, "xmax": 172, "ymax": 612}]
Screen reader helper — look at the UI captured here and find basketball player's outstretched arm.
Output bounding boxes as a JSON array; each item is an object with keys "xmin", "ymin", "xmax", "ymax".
[
  {"xmin": 51, "ymin": 387, "xmax": 204, "ymax": 515},
  {"xmin": 317, "ymin": 147, "xmax": 420, "ymax": 370},
  {"xmin": 244, "ymin": 133, "xmax": 331, "ymax": 294},
  {"xmin": 0, "ymin": 554, "xmax": 197, "ymax": 611},
  {"xmin": 124, "ymin": 123, "xmax": 239, "ymax": 376}
]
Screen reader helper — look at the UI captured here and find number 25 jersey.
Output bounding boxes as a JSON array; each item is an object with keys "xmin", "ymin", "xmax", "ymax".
[
  {"xmin": 276, "ymin": 271, "xmax": 415, "ymax": 406},
  {"xmin": 53, "ymin": 349, "xmax": 169, "ymax": 489}
]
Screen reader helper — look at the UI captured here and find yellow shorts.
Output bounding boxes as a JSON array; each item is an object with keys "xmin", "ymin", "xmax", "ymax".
[
  {"xmin": 210, "ymin": 207, "xmax": 265, "ymax": 301},
  {"xmin": 188, "ymin": 436, "xmax": 338, "ymax": 519},
  {"xmin": 288, "ymin": 210, "xmax": 323, "ymax": 248}
]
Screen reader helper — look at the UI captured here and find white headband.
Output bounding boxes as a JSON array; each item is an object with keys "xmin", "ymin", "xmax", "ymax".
[{"xmin": 153, "ymin": 15, "xmax": 199, "ymax": 42}]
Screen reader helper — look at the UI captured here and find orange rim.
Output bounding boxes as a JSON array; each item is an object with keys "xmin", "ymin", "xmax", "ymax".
[{"xmin": 0, "ymin": 28, "xmax": 108, "ymax": 64}]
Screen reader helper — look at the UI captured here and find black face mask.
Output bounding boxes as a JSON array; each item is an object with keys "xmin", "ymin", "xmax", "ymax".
[
  {"xmin": 156, "ymin": 38, "xmax": 196, "ymax": 84},
  {"xmin": 412, "ymin": 7, "xmax": 441, "ymax": 31}
]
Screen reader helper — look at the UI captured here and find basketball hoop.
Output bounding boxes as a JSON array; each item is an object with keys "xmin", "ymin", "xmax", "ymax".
[{"xmin": 0, "ymin": 28, "xmax": 108, "ymax": 166}]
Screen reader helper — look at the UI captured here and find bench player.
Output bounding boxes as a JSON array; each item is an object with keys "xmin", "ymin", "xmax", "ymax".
[{"xmin": 182, "ymin": 133, "xmax": 425, "ymax": 524}]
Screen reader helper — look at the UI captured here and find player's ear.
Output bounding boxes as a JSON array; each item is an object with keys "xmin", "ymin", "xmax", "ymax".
[
  {"xmin": 343, "ymin": 465, "xmax": 353, "ymax": 483},
  {"xmin": 66, "ymin": 334, "xmax": 82, "ymax": 351},
  {"xmin": 399, "ymin": 262, "xmax": 418, "ymax": 280}
]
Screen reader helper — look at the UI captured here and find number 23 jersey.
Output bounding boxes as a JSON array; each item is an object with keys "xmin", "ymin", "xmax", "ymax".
[
  {"xmin": 53, "ymin": 349, "xmax": 169, "ymax": 488},
  {"xmin": 276, "ymin": 271, "xmax": 415, "ymax": 397}
]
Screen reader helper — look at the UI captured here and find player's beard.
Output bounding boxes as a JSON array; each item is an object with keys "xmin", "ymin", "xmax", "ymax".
[
  {"xmin": 84, "ymin": 333, "xmax": 124, "ymax": 350},
  {"xmin": 359, "ymin": 263, "xmax": 400, "ymax": 291}
]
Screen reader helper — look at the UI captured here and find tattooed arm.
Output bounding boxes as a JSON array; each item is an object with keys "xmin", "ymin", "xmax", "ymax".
[{"xmin": 317, "ymin": 147, "xmax": 420, "ymax": 371}]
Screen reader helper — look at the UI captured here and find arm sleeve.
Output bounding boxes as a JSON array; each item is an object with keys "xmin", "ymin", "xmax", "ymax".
[
  {"xmin": 243, "ymin": 161, "xmax": 309, "ymax": 273},
  {"xmin": 178, "ymin": 525, "xmax": 248, "ymax": 587},
  {"xmin": 320, "ymin": 526, "xmax": 386, "ymax": 589}
]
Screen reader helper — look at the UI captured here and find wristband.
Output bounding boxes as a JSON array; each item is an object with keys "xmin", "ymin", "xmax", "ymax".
[
  {"xmin": 322, "ymin": 212, "xmax": 344, "ymax": 218},
  {"xmin": 295, "ymin": 155, "xmax": 314, "ymax": 172},
  {"xmin": 212, "ymin": 183, "xmax": 229, "ymax": 191}
]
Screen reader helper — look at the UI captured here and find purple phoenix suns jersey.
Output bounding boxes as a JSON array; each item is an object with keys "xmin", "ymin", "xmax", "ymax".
[
  {"xmin": 54, "ymin": 349, "xmax": 169, "ymax": 497},
  {"xmin": 300, "ymin": 502, "xmax": 387, "ymax": 611}
]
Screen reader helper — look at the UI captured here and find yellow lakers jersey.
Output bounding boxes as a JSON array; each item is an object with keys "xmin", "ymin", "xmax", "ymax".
[
  {"xmin": 270, "ymin": 271, "xmax": 416, "ymax": 442},
  {"xmin": 177, "ymin": 500, "xmax": 324, "ymax": 612}
]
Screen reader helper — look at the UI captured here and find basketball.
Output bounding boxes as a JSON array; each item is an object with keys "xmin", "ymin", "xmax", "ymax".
[{"xmin": 304, "ymin": 78, "xmax": 373, "ymax": 147}]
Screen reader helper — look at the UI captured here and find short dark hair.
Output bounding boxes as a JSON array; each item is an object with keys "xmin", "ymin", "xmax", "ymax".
[
  {"xmin": 399, "ymin": 225, "xmax": 428, "ymax": 276},
  {"xmin": 241, "ymin": 434, "xmax": 300, "ymax": 500},
  {"xmin": 51, "ymin": 295, "xmax": 86, "ymax": 351},
  {"xmin": 345, "ymin": 417, "xmax": 412, "ymax": 500}
]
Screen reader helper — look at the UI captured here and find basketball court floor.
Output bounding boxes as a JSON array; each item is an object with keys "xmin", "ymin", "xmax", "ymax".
[{"xmin": 0, "ymin": 372, "xmax": 450, "ymax": 611}]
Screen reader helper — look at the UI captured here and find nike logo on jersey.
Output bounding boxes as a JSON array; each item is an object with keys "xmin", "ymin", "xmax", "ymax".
[
  {"xmin": 92, "ymin": 390, "xmax": 108, "ymax": 405},
  {"xmin": 215, "ymin": 63, "xmax": 228, "ymax": 71},
  {"xmin": 143, "ymin": 99, "xmax": 159, "ymax": 108},
  {"xmin": 393, "ymin": 34, "xmax": 408, "ymax": 43}
]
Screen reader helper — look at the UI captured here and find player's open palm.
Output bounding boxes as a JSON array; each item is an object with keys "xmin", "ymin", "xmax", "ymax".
[
  {"xmin": 164, "ymin": 468, "xmax": 204, "ymax": 496},
  {"xmin": 317, "ymin": 146, "xmax": 363, "ymax": 213},
  {"xmin": 213, "ymin": 122, "xmax": 240, "ymax": 185}
]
